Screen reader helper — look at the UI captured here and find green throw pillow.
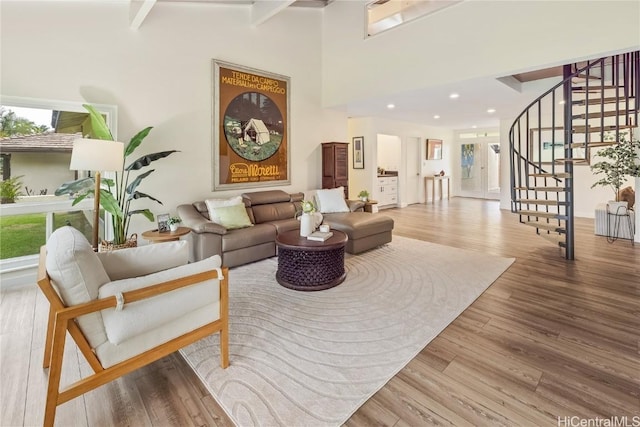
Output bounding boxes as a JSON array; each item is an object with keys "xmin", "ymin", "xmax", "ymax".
[{"xmin": 212, "ymin": 203, "xmax": 254, "ymax": 230}]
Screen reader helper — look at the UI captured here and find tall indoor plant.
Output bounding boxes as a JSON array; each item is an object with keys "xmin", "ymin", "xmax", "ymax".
[
  {"xmin": 56, "ymin": 104, "xmax": 178, "ymax": 245},
  {"xmin": 590, "ymin": 133, "xmax": 640, "ymax": 202}
]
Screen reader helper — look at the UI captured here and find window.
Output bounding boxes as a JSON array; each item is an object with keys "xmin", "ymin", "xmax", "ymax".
[{"xmin": 366, "ymin": 0, "xmax": 463, "ymax": 37}]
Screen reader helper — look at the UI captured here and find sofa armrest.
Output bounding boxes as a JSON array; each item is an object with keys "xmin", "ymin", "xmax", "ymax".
[
  {"xmin": 178, "ymin": 203, "xmax": 228, "ymax": 235},
  {"xmin": 346, "ymin": 199, "xmax": 365, "ymax": 212}
]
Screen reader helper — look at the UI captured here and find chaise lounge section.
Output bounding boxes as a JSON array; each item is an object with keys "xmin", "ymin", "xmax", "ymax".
[{"xmin": 178, "ymin": 189, "xmax": 393, "ymax": 267}]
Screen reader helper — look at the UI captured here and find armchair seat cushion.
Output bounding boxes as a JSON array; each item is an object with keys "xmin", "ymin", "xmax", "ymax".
[{"xmin": 99, "ymin": 255, "xmax": 222, "ymax": 345}]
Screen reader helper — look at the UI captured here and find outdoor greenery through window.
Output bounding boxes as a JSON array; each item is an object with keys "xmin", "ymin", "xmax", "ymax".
[{"xmin": 0, "ymin": 102, "xmax": 95, "ymax": 259}]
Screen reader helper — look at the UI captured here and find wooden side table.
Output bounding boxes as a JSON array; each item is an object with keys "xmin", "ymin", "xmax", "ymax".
[
  {"xmin": 364, "ymin": 200, "xmax": 378, "ymax": 213},
  {"xmin": 424, "ymin": 175, "xmax": 450, "ymax": 203},
  {"xmin": 141, "ymin": 226, "xmax": 191, "ymax": 243}
]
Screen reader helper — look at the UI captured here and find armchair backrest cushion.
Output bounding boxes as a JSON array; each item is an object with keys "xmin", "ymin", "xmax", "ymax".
[
  {"xmin": 97, "ymin": 240, "xmax": 189, "ymax": 281},
  {"xmin": 45, "ymin": 226, "xmax": 109, "ymax": 348},
  {"xmin": 98, "ymin": 255, "xmax": 222, "ymax": 345}
]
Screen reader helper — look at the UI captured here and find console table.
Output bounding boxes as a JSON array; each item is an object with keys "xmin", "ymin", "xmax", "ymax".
[
  {"xmin": 275, "ymin": 230, "xmax": 347, "ymax": 291},
  {"xmin": 424, "ymin": 175, "xmax": 450, "ymax": 203}
]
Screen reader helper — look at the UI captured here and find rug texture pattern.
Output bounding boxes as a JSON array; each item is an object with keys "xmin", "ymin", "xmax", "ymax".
[{"xmin": 181, "ymin": 236, "xmax": 514, "ymax": 426}]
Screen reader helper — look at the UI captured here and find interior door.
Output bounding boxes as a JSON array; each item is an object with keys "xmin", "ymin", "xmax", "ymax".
[
  {"xmin": 458, "ymin": 139, "xmax": 500, "ymax": 200},
  {"xmin": 405, "ymin": 137, "xmax": 420, "ymax": 204}
]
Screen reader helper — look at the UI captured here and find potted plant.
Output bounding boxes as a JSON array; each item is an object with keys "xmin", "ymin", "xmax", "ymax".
[
  {"xmin": 0, "ymin": 175, "xmax": 25, "ymax": 204},
  {"xmin": 167, "ymin": 216, "xmax": 182, "ymax": 232},
  {"xmin": 357, "ymin": 190, "xmax": 370, "ymax": 202},
  {"xmin": 590, "ymin": 133, "xmax": 640, "ymax": 212},
  {"xmin": 56, "ymin": 104, "xmax": 179, "ymax": 247}
]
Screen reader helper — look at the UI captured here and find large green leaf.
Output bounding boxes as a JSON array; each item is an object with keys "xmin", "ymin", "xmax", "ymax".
[
  {"xmin": 127, "ymin": 209, "xmax": 155, "ymax": 222},
  {"xmin": 83, "ymin": 104, "xmax": 114, "ymax": 141},
  {"xmin": 127, "ymin": 191, "xmax": 163, "ymax": 205},
  {"xmin": 125, "ymin": 150, "xmax": 179, "ymax": 171},
  {"xmin": 98, "ymin": 190, "xmax": 124, "ymax": 219},
  {"xmin": 124, "ymin": 127, "xmax": 153, "ymax": 157},
  {"xmin": 126, "ymin": 169, "xmax": 155, "ymax": 195},
  {"xmin": 54, "ymin": 178, "xmax": 94, "ymax": 196}
]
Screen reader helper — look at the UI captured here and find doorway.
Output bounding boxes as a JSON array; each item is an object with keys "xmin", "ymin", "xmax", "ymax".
[{"xmin": 458, "ymin": 134, "xmax": 500, "ymax": 200}]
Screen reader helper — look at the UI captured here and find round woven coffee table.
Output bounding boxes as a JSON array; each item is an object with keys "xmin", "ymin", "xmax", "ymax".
[{"xmin": 275, "ymin": 230, "xmax": 348, "ymax": 291}]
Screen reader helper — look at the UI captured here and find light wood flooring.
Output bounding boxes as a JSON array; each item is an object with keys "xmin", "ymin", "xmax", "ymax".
[{"xmin": 2, "ymin": 198, "xmax": 639, "ymax": 426}]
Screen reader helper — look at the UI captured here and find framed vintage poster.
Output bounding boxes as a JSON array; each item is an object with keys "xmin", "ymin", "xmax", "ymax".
[
  {"xmin": 212, "ymin": 60, "xmax": 291, "ymax": 190},
  {"xmin": 352, "ymin": 136, "xmax": 364, "ymax": 169}
]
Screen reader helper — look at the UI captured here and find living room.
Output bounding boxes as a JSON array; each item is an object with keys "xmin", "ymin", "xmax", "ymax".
[{"xmin": 1, "ymin": 1, "xmax": 639, "ymax": 426}]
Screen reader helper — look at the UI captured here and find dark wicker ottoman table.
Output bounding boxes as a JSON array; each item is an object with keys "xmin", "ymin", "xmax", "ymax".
[{"xmin": 275, "ymin": 230, "xmax": 348, "ymax": 291}]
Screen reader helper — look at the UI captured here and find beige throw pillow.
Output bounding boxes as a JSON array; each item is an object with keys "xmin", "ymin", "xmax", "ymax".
[{"xmin": 205, "ymin": 196, "xmax": 243, "ymax": 223}]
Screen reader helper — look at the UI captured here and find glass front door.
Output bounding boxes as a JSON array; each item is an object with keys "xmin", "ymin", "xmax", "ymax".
[{"xmin": 458, "ymin": 139, "xmax": 500, "ymax": 200}]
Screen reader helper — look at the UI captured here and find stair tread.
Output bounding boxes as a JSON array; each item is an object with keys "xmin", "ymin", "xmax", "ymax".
[
  {"xmin": 569, "ymin": 141, "xmax": 619, "ymax": 148},
  {"xmin": 572, "ymin": 84, "xmax": 624, "ymax": 92},
  {"xmin": 555, "ymin": 158, "xmax": 588, "ymax": 163},
  {"xmin": 518, "ymin": 210, "xmax": 560, "ymax": 218},
  {"xmin": 572, "ymin": 109, "xmax": 637, "ymax": 120},
  {"xmin": 573, "ymin": 96, "xmax": 636, "ymax": 105},
  {"xmin": 529, "ymin": 172, "xmax": 571, "ymax": 178},
  {"xmin": 518, "ymin": 199, "xmax": 562, "ymax": 206},
  {"xmin": 573, "ymin": 124, "xmax": 636, "ymax": 133},
  {"xmin": 523, "ymin": 220, "xmax": 566, "ymax": 232},
  {"xmin": 515, "ymin": 186, "xmax": 566, "ymax": 192}
]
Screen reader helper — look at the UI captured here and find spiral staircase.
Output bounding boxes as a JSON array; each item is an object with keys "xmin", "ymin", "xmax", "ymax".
[{"xmin": 509, "ymin": 51, "xmax": 639, "ymax": 260}]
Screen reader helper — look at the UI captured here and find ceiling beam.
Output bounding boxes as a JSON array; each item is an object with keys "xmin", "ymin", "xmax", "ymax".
[
  {"xmin": 251, "ymin": 0, "xmax": 295, "ymax": 26},
  {"xmin": 130, "ymin": 0, "xmax": 157, "ymax": 31}
]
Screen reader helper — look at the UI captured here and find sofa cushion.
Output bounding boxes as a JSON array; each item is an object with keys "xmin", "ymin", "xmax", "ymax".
[
  {"xmin": 99, "ymin": 255, "xmax": 222, "ymax": 345},
  {"xmin": 45, "ymin": 226, "xmax": 109, "ymax": 348},
  {"xmin": 316, "ymin": 187, "xmax": 349, "ymax": 213},
  {"xmin": 252, "ymin": 202, "xmax": 297, "ymax": 224},
  {"xmin": 205, "ymin": 196, "xmax": 243, "ymax": 223},
  {"xmin": 323, "ymin": 212, "xmax": 394, "ymax": 240},
  {"xmin": 269, "ymin": 218, "xmax": 300, "ymax": 234},
  {"xmin": 214, "ymin": 203, "xmax": 254, "ymax": 229},
  {"xmin": 222, "ymin": 223, "xmax": 276, "ymax": 252},
  {"xmin": 242, "ymin": 190, "xmax": 290, "ymax": 206}
]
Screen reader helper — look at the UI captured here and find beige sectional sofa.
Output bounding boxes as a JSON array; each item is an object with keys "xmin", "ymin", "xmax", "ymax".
[{"xmin": 178, "ymin": 189, "xmax": 394, "ymax": 267}]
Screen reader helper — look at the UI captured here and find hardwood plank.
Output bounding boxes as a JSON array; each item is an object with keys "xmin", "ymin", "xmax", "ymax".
[{"xmin": 2, "ymin": 198, "xmax": 639, "ymax": 426}]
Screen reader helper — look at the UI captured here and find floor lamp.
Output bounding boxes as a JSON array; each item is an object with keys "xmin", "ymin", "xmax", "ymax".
[{"xmin": 70, "ymin": 138, "xmax": 124, "ymax": 251}]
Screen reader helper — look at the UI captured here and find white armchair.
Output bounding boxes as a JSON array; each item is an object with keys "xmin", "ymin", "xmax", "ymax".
[{"xmin": 37, "ymin": 226, "xmax": 229, "ymax": 427}]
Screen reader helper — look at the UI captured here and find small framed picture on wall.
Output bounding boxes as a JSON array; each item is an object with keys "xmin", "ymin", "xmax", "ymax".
[
  {"xmin": 353, "ymin": 136, "xmax": 364, "ymax": 169},
  {"xmin": 426, "ymin": 139, "xmax": 443, "ymax": 160}
]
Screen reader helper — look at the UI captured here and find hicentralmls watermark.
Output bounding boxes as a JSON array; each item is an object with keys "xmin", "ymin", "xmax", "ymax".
[{"xmin": 558, "ymin": 416, "xmax": 640, "ymax": 427}]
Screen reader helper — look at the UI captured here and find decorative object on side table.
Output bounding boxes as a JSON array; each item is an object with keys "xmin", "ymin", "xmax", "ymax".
[
  {"xmin": 298, "ymin": 199, "xmax": 319, "ymax": 237},
  {"xmin": 357, "ymin": 189, "xmax": 370, "ymax": 202},
  {"xmin": 590, "ymin": 133, "xmax": 640, "ymax": 213},
  {"xmin": 167, "ymin": 216, "xmax": 182, "ymax": 232},
  {"xmin": 56, "ymin": 104, "xmax": 179, "ymax": 250}
]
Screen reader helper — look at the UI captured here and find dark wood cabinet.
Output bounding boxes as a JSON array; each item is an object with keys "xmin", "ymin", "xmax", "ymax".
[{"xmin": 321, "ymin": 142, "xmax": 349, "ymax": 198}]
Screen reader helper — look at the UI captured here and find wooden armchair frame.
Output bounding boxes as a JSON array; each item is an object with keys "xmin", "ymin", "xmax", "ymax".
[{"xmin": 36, "ymin": 247, "xmax": 229, "ymax": 427}]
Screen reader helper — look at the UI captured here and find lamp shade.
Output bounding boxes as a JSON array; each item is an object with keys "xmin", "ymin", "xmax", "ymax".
[{"xmin": 70, "ymin": 138, "xmax": 124, "ymax": 172}]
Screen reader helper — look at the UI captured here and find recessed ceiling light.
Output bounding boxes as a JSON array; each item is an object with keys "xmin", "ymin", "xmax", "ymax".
[
  {"xmin": 449, "ymin": 93, "xmax": 459, "ymax": 99},
  {"xmin": 472, "ymin": 125, "xmax": 477, "ymax": 129},
  {"xmin": 487, "ymin": 108, "xmax": 496, "ymax": 113},
  {"xmin": 433, "ymin": 115, "xmax": 440, "ymax": 119},
  {"xmin": 387, "ymin": 103, "xmax": 395, "ymax": 109}
]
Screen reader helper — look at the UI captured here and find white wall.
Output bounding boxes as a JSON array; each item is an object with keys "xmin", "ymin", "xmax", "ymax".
[
  {"xmin": 376, "ymin": 135, "xmax": 401, "ymax": 172},
  {"xmin": 1, "ymin": 1, "xmax": 347, "ymax": 236},
  {"xmin": 322, "ymin": 0, "xmax": 640, "ymax": 108},
  {"xmin": 348, "ymin": 116, "xmax": 453, "ymax": 204}
]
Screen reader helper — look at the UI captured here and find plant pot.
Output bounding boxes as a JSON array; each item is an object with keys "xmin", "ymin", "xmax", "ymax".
[
  {"xmin": 100, "ymin": 234, "xmax": 138, "ymax": 252},
  {"xmin": 169, "ymin": 223, "xmax": 179, "ymax": 232},
  {"xmin": 606, "ymin": 200, "xmax": 629, "ymax": 215},
  {"xmin": 360, "ymin": 197, "xmax": 368, "ymax": 202}
]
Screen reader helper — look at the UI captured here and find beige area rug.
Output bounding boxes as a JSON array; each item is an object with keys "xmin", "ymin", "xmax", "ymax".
[{"xmin": 180, "ymin": 236, "xmax": 514, "ymax": 426}]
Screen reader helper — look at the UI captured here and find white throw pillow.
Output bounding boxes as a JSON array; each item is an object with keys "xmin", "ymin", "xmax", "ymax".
[
  {"xmin": 205, "ymin": 195, "xmax": 243, "ymax": 223},
  {"xmin": 315, "ymin": 187, "xmax": 349, "ymax": 213}
]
